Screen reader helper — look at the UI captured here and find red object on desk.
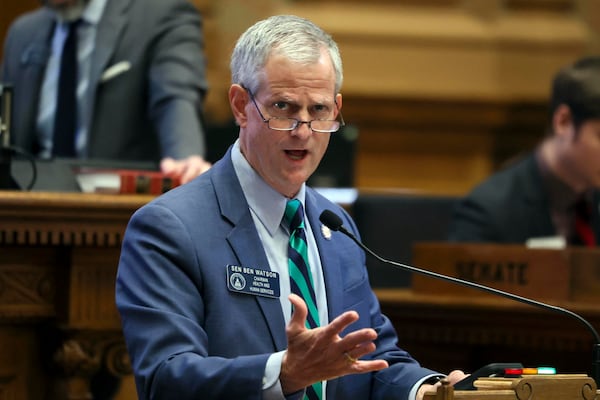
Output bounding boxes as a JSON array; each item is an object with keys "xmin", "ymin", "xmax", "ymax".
[{"xmin": 119, "ymin": 170, "xmax": 181, "ymax": 194}]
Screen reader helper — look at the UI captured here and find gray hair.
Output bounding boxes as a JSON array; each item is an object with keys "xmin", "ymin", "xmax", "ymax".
[{"xmin": 230, "ymin": 15, "xmax": 343, "ymax": 94}]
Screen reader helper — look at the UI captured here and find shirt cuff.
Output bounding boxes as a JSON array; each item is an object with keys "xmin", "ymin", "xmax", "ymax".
[
  {"xmin": 262, "ymin": 350, "xmax": 286, "ymax": 399},
  {"xmin": 409, "ymin": 374, "xmax": 445, "ymax": 400},
  {"xmin": 263, "ymin": 350, "xmax": 306, "ymax": 400}
]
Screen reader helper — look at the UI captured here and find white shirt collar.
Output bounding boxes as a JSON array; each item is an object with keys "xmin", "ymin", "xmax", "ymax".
[
  {"xmin": 82, "ymin": 0, "xmax": 107, "ymax": 25},
  {"xmin": 53, "ymin": 0, "xmax": 107, "ymax": 25},
  {"xmin": 231, "ymin": 139, "xmax": 306, "ymax": 236}
]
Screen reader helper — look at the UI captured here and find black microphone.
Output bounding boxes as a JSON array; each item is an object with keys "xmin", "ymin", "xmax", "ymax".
[
  {"xmin": 0, "ymin": 83, "xmax": 36, "ymax": 190},
  {"xmin": 319, "ymin": 209, "xmax": 600, "ymax": 387},
  {"xmin": 0, "ymin": 84, "xmax": 13, "ymax": 189}
]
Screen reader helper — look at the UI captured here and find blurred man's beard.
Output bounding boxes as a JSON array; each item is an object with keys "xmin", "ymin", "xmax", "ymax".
[{"xmin": 44, "ymin": 0, "xmax": 90, "ymax": 22}]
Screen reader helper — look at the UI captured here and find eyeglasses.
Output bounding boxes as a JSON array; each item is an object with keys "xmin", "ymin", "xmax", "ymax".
[{"xmin": 243, "ymin": 86, "xmax": 345, "ymax": 133}]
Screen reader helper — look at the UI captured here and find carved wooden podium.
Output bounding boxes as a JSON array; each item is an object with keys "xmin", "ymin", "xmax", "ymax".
[
  {"xmin": 424, "ymin": 375, "xmax": 599, "ymax": 400},
  {"xmin": 0, "ymin": 191, "xmax": 151, "ymax": 399}
]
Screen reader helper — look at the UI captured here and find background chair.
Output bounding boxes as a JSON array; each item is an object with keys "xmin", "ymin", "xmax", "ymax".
[{"xmin": 352, "ymin": 192, "xmax": 458, "ymax": 287}]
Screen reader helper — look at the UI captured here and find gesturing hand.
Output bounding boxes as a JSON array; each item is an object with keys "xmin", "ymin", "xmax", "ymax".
[
  {"xmin": 160, "ymin": 155, "xmax": 211, "ymax": 184},
  {"xmin": 279, "ymin": 294, "xmax": 389, "ymax": 394}
]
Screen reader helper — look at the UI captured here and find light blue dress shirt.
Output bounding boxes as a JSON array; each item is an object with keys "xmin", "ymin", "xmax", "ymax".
[
  {"xmin": 231, "ymin": 139, "xmax": 329, "ymax": 399},
  {"xmin": 36, "ymin": 0, "xmax": 107, "ymax": 158}
]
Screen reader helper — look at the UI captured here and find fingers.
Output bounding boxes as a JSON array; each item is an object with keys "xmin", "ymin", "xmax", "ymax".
[
  {"xmin": 284, "ymin": 294, "xmax": 389, "ymax": 386},
  {"xmin": 342, "ymin": 351, "xmax": 357, "ymax": 364},
  {"xmin": 447, "ymin": 370, "xmax": 468, "ymax": 385},
  {"xmin": 287, "ymin": 294, "xmax": 363, "ymax": 342},
  {"xmin": 287, "ymin": 294, "xmax": 308, "ymax": 333},
  {"xmin": 416, "ymin": 371, "xmax": 468, "ymax": 400},
  {"xmin": 417, "ymin": 383, "xmax": 438, "ymax": 400},
  {"xmin": 179, "ymin": 156, "xmax": 211, "ymax": 183},
  {"xmin": 160, "ymin": 156, "xmax": 212, "ymax": 184},
  {"xmin": 160, "ymin": 157, "xmax": 176, "ymax": 173},
  {"xmin": 340, "ymin": 338, "xmax": 378, "ymax": 363},
  {"xmin": 287, "ymin": 294, "xmax": 380, "ymax": 359}
]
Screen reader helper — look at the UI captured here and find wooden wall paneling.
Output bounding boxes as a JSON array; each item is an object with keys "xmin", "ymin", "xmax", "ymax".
[
  {"xmin": 342, "ymin": 96, "xmax": 547, "ymax": 194},
  {"xmin": 268, "ymin": 1, "xmax": 589, "ymax": 193},
  {"xmin": 276, "ymin": 2, "xmax": 587, "ymax": 99},
  {"xmin": 67, "ymin": 248, "xmax": 122, "ymax": 330}
]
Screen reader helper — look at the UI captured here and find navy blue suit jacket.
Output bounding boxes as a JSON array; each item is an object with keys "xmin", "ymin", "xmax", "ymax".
[{"xmin": 116, "ymin": 148, "xmax": 437, "ymax": 399}]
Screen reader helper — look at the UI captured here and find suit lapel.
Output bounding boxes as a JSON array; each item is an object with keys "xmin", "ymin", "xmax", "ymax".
[
  {"xmin": 84, "ymin": 0, "xmax": 130, "ymax": 133},
  {"xmin": 212, "ymin": 153, "xmax": 288, "ymax": 351},
  {"xmin": 305, "ymin": 191, "xmax": 344, "ymax": 325}
]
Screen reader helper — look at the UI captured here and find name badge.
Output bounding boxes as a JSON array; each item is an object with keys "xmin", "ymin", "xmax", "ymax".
[{"xmin": 227, "ymin": 265, "xmax": 280, "ymax": 299}]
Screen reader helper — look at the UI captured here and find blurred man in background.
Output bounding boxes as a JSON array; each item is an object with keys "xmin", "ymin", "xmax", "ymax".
[
  {"xmin": 1, "ymin": 0, "xmax": 211, "ymax": 183},
  {"xmin": 448, "ymin": 56, "xmax": 600, "ymax": 246}
]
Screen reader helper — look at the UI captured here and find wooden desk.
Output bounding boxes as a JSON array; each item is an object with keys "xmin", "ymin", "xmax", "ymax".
[
  {"xmin": 0, "ymin": 191, "xmax": 151, "ymax": 399},
  {"xmin": 376, "ymin": 289, "xmax": 600, "ymax": 378},
  {"xmin": 3, "ymin": 191, "xmax": 599, "ymax": 398},
  {"xmin": 424, "ymin": 374, "xmax": 599, "ymax": 400}
]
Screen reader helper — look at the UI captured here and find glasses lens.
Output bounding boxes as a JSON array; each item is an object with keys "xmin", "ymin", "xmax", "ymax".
[
  {"xmin": 268, "ymin": 118, "xmax": 297, "ymax": 131},
  {"xmin": 311, "ymin": 120, "xmax": 340, "ymax": 133},
  {"xmin": 266, "ymin": 118, "xmax": 341, "ymax": 133}
]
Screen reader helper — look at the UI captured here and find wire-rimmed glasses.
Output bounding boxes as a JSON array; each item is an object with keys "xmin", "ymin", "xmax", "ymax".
[{"xmin": 243, "ymin": 86, "xmax": 345, "ymax": 133}]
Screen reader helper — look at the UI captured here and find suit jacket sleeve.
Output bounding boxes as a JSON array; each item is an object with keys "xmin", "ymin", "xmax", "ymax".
[
  {"xmin": 116, "ymin": 199, "xmax": 273, "ymax": 399},
  {"xmin": 146, "ymin": 0, "xmax": 208, "ymax": 159}
]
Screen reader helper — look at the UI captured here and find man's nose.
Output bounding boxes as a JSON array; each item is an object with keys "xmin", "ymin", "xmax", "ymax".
[{"xmin": 291, "ymin": 120, "xmax": 313, "ymax": 138}]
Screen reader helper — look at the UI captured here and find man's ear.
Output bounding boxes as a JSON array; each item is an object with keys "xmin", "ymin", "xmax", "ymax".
[
  {"xmin": 552, "ymin": 104, "xmax": 575, "ymax": 140},
  {"xmin": 229, "ymin": 84, "xmax": 248, "ymax": 128}
]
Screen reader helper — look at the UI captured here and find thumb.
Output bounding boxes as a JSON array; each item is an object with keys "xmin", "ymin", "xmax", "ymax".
[
  {"xmin": 287, "ymin": 294, "xmax": 308, "ymax": 333},
  {"xmin": 160, "ymin": 157, "xmax": 176, "ymax": 174}
]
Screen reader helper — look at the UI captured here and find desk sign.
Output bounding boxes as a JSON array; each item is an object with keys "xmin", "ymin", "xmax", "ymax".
[{"xmin": 411, "ymin": 242, "xmax": 571, "ymax": 302}]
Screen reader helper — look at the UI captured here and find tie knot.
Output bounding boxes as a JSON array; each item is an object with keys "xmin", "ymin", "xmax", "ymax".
[
  {"xmin": 284, "ymin": 199, "xmax": 304, "ymax": 231},
  {"xmin": 64, "ymin": 18, "xmax": 82, "ymax": 33}
]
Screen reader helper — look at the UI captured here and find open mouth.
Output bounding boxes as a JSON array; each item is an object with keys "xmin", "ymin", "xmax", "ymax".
[{"xmin": 285, "ymin": 150, "xmax": 308, "ymax": 160}]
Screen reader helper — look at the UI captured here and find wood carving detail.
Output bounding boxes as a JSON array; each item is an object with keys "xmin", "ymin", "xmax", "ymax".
[
  {"xmin": 0, "ymin": 228, "xmax": 123, "ymax": 247},
  {"xmin": 0, "ymin": 266, "xmax": 55, "ymax": 308},
  {"xmin": 105, "ymin": 340, "xmax": 132, "ymax": 377},
  {"xmin": 53, "ymin": 335, "xmax": 132, "ymax": 378},
  {"xmin": 54, "ymin": 340, "xmax": 102, "ymax": 378}
]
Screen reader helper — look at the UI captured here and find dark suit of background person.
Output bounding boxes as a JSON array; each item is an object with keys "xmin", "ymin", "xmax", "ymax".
[
  {"xmin": 116, "ymin": 15, "xmax": 465, "ymax": 400},
  {"xmin": 1, "ymin": 0, "xmax": 211, "ymax": 182},
  {"xmin": 447, "ymin": 56, "xmax": 600, "ymax": 245}
]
